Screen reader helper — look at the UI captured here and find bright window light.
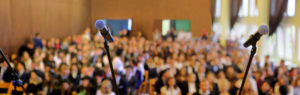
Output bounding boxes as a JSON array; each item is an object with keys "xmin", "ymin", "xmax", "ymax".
[
  {"xmin": 215, "ymin": 0, "xmax": 221, "ymax": 17},
  {"xmin": 286, "ymin": 0, "xmax": 296, "ymax": 16},
  {"xmin": 128, "ymin": 18, "xmax": 132, "ymax": 31},
  {"xmin": 239, "ymin": 0, "xmax": 248, "ymax": 17}
]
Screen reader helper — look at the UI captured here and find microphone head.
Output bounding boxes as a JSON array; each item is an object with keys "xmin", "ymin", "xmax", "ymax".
[
  {"xmin": 258, "ymin": 25, "xmax": 269, "ymax": 35},
  {"xmin": 95, "ymin": 20, "xmax": 106, "ymax": 30}
]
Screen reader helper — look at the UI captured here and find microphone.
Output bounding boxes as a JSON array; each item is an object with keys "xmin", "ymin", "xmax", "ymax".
[
  {"xmin": 95, "ymin": 20, "xmax": 114, "ymax": 42},
  {"xmin": 243, "ymin": 25, "xmax": 269, "ymax": 48}
]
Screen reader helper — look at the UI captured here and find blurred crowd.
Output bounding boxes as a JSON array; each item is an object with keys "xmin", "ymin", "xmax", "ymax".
[{"xmin": 0, "ymin": 27, "xmax": 300, "ymax": 95}]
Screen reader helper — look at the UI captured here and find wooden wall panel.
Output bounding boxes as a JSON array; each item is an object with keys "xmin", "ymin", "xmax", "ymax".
[
  {"xmin": 0, "ymin": 0, "xmax": 211, "ymax": 54},
  {"xmin": 0, "ymin": 0, "xmax": 90, "ymax": 54},
  {"xmin": 91, "ymin": 0, "xmax": 212, "ymax": 39},
  {"xmin": 10, "ymin": 0, "xmax": 33, "ymax": 53},
  {"xmin": 0, "ymin": 0, "xmax": 11, "ymax": 54}
]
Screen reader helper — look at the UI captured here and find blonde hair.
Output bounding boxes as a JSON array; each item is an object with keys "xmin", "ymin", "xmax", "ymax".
[
  {"xmin": 293, "ymin": 76, "xmax": 300, "ymax": 87},
  {"xmin": 100, "ymin": 80, "xmax": 113, "ymax": 93}
]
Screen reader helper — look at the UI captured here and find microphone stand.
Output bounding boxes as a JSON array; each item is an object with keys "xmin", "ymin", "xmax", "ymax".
[
  {"xmin": 238, "ymin": 44, "xmax": 257, "ymax": 95},
  {"xmin": 0, "ymin": 48, "xmax": 28, "ymax": 95},
  {"xmin": 103, "ymin": 41, "xmax": 119, "ymax": 95}
]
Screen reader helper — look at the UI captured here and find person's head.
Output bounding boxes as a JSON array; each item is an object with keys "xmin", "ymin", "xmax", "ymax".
[
  {"xmin": 35, "ymin": 33, "xmax": 40, "ymax": 38},
  {"xmin": 26, "ymin": 40, "xmax": 34, "ymax": 49},
  {"xmin": 30, "ymin": 71, "xmax": 38, "ymax": 79},
  {"xmin": 171, "ymin": 27, "xmax": 176, "ymax": 32},
  {"xmin": 179, "ymin": 68, "xmax": 187, "ymax": 76},
  {"xmin": 33, "ymin": 48, "xmax": 41, "ymax": 58},
  {"xmin": 265, "ymin": 55, "xmax": 270, "ymax": 61},
  {"xmin": 226, "ymin": 66, "xmax": 235, "ymax": 76},
  {"xmin": 243, "ymin": 79, "xmax": 252, "ymax": 91},
  {"xmin": 206, "ymin": 72, "xmax": 215, "ymax": 83},
  {"xmin": 294, "ymin": 76, "xmax": 300, "ymax": 87},
  {"xmin": 161, "ymin": 69, "xmax": 170, "ymax": 79},
  {"xmin": 278, "ymin": 76, "xmax": 288, "ymax": 86},
  {"xmin": 125, "ymin": 65, "xmax": 133, "ymax": 74},
  {"xmin": 44, "ymin": 71, "xmax": 53, "ymax": 82},
  {"xmin": 265, "ymin": 67, "xmax": 274, "ymax": 76},
  {"xmin": 58, "ymin": 51, "xmax": 65, "ymax": 58},
  {"xmin": 187, "ymin": 73, "xmax": 196, "ymax": 83},
  {"xmin": 198, "ymin": 64, "xmax": 206, "ymax": 73},
  {"xmin": 280, "ymin": 59, "xmax": 285, "ymax": 67},
  {"xmin": 167, "ymin": 77, "xmax": 176, "ymax": 88},
  {"xmin": 70, "ymin": 63, "xmax": 79, "ymax": 72},
  {"xmin": 71, "ymin": 57, "xmax": 78, "ymax": 64},
  {"xmin": 178, "ymin": 53, "xmax": 186, "ymax": 62},
  {"xmin": 16, "ymin": 62, "xmax": 25, "ymax": 72},
  {"xmin": 260, "ymin": 81, "xmax": 271, "ymax": 93},
  {"xmin": 217, "ymin": 70, "xmax": 226, "ymax": 79},
  {"xmin": 218, "ymin": 79, "xmax": 229, "ymax": 93},
  {"xmin": 61, "ymin": 80, "xmax": 70, "ymax": 90},
  {"xmin": 81, "ymin": 57, "xmax": 88, "ymax": 65},
  {"xmin": 200, "ymin": 79, "xmax": 210, "ymax": 92},
  {"xmin": 60, "ymin": 64, "xmax": 70, "ymax": 76},
  {"xmin": 81, "ymin": 76, "xmax": 91, "ymax": 88},
  {"xmin": 22, "ymin": 51, "xmax": 30, "ymax": 60},
  {"xmin": 101, "ymin": 80, "xmax": 113, "ymax": 94},
  {"xmin": 211, "ymin": 58, "xmax": 219, "ymax": 66},
  {"xmin": 0, "ymin": 59, "xmax": 7, "ymax": 67}
]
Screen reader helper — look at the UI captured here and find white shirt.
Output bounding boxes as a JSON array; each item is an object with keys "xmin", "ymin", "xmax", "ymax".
[
  {"xmin": 96, "ymin": 90, "xmax": 115, "ymax": 95},
  {"xmin": 53, "ymin": 56, "xmax": 62, "ymax": 67},
  {"xmin": 160, "ymin": 86, "xmax": 181, "ymax": 95},
  {"xmin": 174, "ymin": 62, "xmax": 183, "ymax": 69},
  {"xmin": 112, "ymin": 57, "xmax": 124, "ymax": 73},
  {"xmin": 0, "ymin": 66, "xmax": 7, "ymax": 82},
  {"xmin": 199, "ymin": 89, "xmax": 210, "ymax": 95},
  {"xmin": 188, "ymin": 83, "xmax": 197, "ymax": 94},
  {"xmin": 24, "ymin": 59, "xmax": 32, "ymax": 71}
]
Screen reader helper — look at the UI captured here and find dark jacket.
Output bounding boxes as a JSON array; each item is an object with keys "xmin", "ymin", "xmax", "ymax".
[
  {"xmin": 127, "ymin": 75, "xmax": 138, "ymax": 94},
  {"xmin": 116, "ymin": 76, "xmax": 128, "ymax": 95},
  {"xmin": 18, "ymin": 45, "xmax": 34, "ymax": 57},
  {"xmin": 154, "ymin": 78, "xmax": 165, "ymax": 94},
  {"xmin": 27, "ymin": 83, "xmax": 43, "ymax": 94},
  {"xmin": 177, "ymin": 81, "xmax": 199, "ymax": 95}
]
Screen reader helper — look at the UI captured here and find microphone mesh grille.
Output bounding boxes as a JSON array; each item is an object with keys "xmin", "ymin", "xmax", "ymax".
[{"xmin": 258, "ymin": 25, "xmax": 269, "ymax": 35}]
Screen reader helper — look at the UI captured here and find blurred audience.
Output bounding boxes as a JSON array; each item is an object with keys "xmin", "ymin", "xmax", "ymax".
[{"xmin": 0, "ymin": 27, "xmax": 299, "ymax": 95}]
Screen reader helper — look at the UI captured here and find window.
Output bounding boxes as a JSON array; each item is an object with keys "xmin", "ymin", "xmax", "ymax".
[
  {"xmin": 215, "ymin": 0, "xmax": 221, "ymax": 17},
  {"xmin": 128, "ymin": 19, "xmax": 132, "ymax": 31},
  {"xmin": 103, "ymin": 19, "xmax": 132, "ymax": 36},
  {"xmin": 265, "ymin": 34, "xmax": 277, "ymax": 57},
  {"xmin": 239, "ymin": 0, "xmax": 259, "ymax": 17},
  {"xmin": 285, "ymin": 0, "xmax": 296, "ymax": 16},
  {"xmin": 285, "ymin": 26, "xmax": 296, "ymax": 59},
  {"xmin": 230, "ymin": 23, "xmax": 257, "ymax": 42},
  {"xmin": 298, "ymin": 28, "xmax": 300, "ymax": 61},
  {"xmin": 276, "ymin": 27, "xmax": 284, "ymax": 58},
  {"xmin": 249, "ymin": 0, "xmax": 259, "ymax": 16},
  {"xmin": 162, "ymin": 20, "xmax": 171, "ymax": 36},
  {"xmin": 275, "ymin": 25, "xmax": 296, "ymax": 60}
]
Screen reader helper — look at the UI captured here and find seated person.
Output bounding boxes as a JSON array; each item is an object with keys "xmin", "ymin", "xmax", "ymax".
[
  {"xmin": 112, "ymin": 70, "xmax": 127, "ymax": 95},
  {"xmin": 160, "ymin": 77, "xmax": 181, "ymax": 95},
  {"xmin": 259, "ymin": 81, "xmax": 273, "ymax": 95},
  {"xmin": 154, "ymin": 69, "xmax": 170, "ymax": 94},
  {"xmin": 125, "ymin": 65, "xmax": 137, "ymax": 95},
  {"xmin": 178, "ymin": 73, "xmax": 198, "ymax": 95},
  {"xmin": 59, "ymin": 79, "xmax": 72, "ymax": 95},
  {"xmin": 96, "ymin": 80, "xmax": 116, "ymax": 95},
  {"xmin": 195, "ymin": 79, "xmax": 211, "ymax": 95},
  {"xmin": 218, "ymin": 79, "xmax": 230, "ymax": 95},
  {"xmin": 27, "ymin": 71, "xmax": 43, "ymax": 95},
  {"xmin": 77, "ymin": 76, "xmax": 96, "ymax": 95}
]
